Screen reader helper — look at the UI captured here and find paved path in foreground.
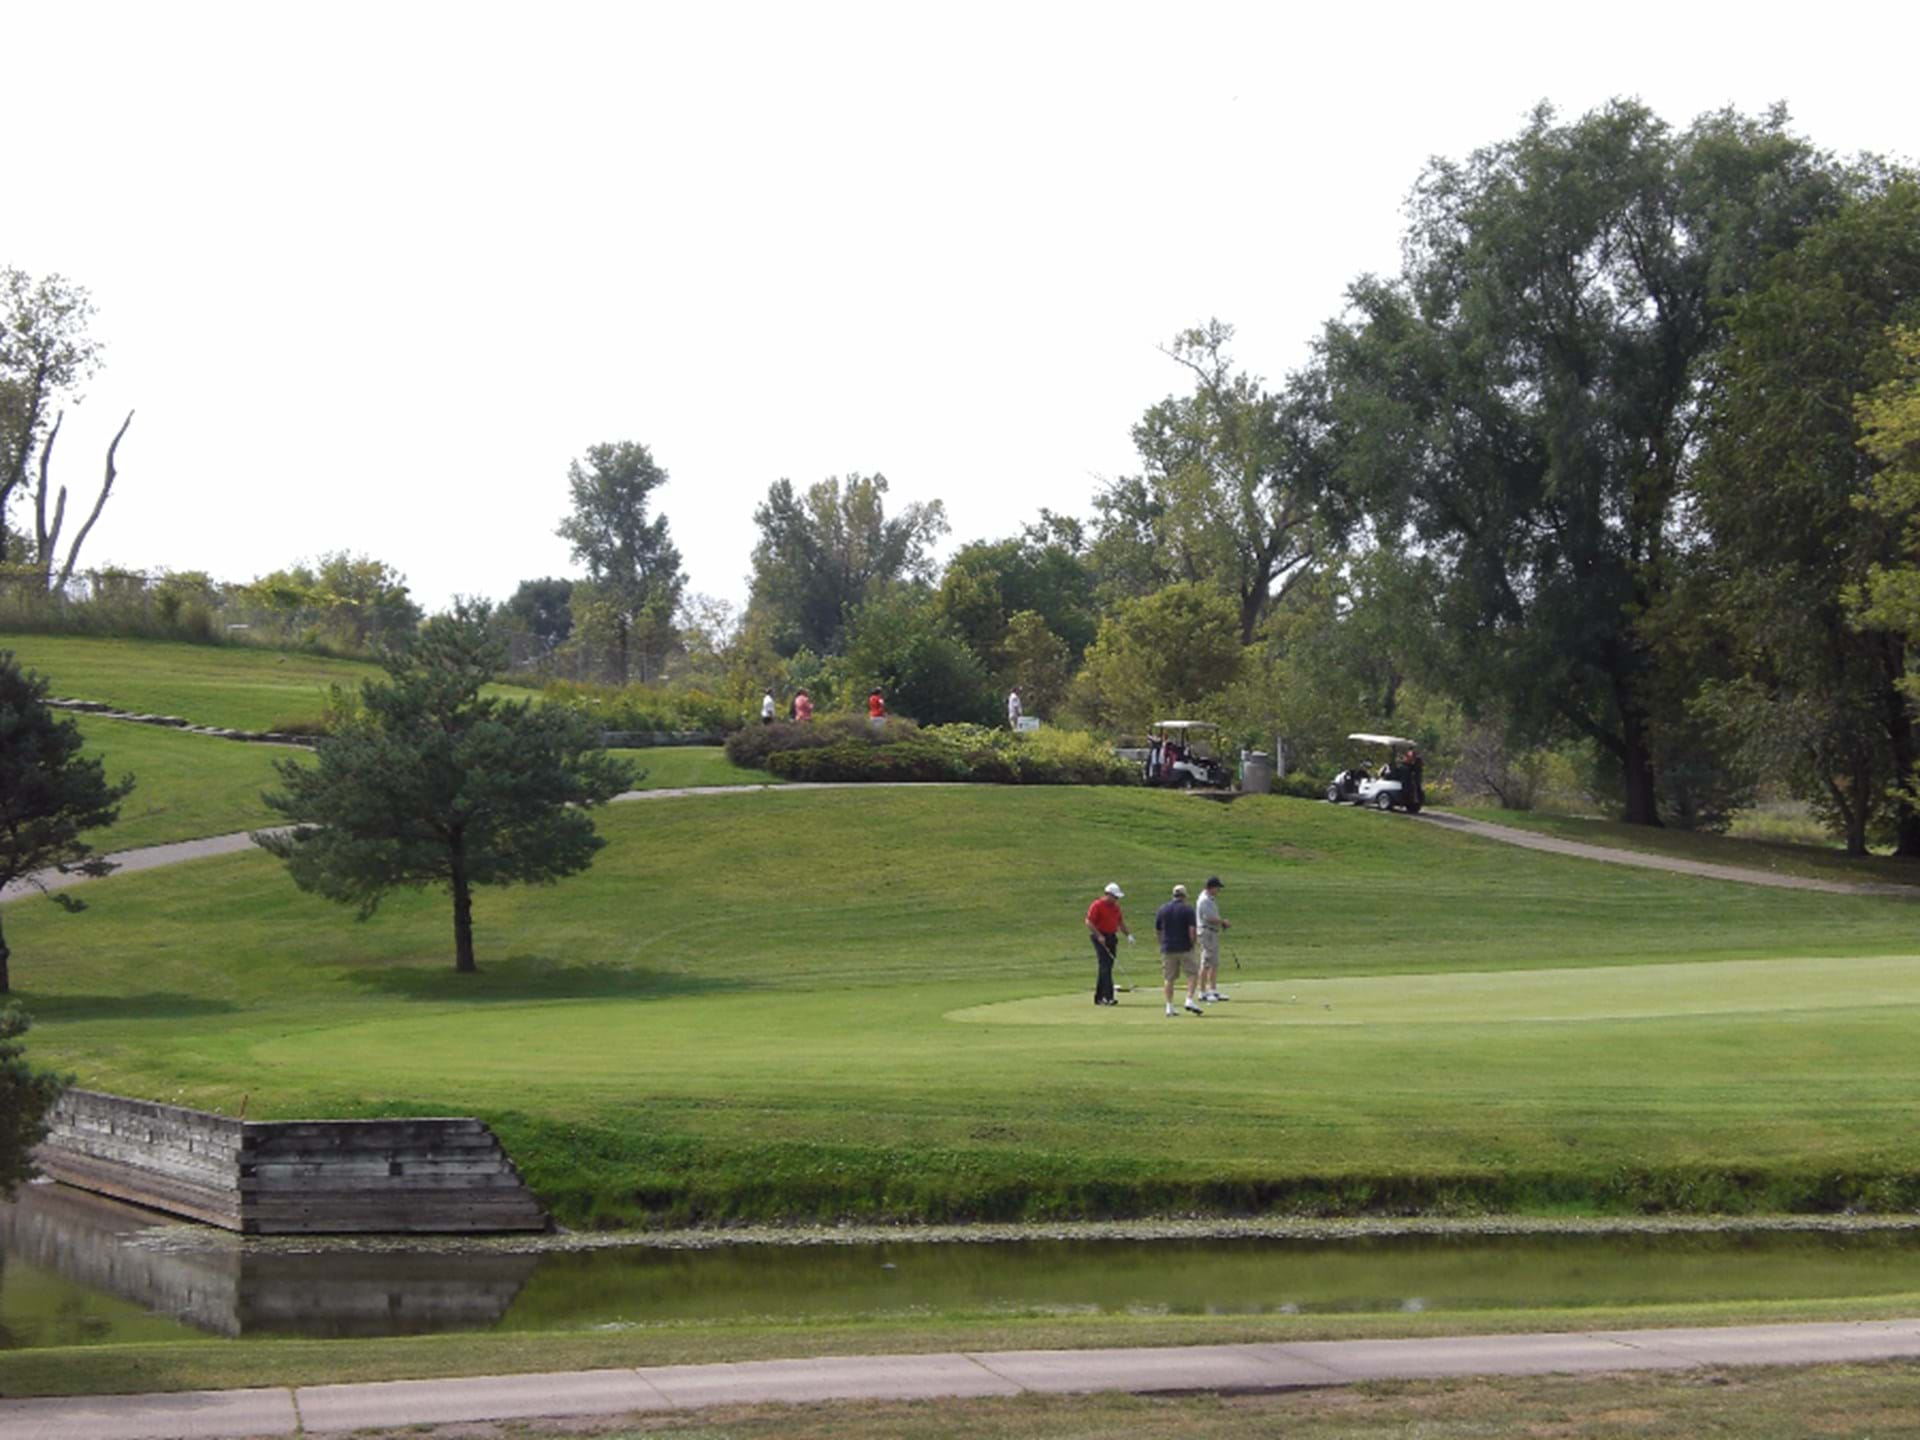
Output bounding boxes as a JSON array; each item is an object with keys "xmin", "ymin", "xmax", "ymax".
[
  {"xmin": 10, "ymin": 787, "xmax": 1915, "ymax": 905},
  {"xmin": 4, "ymin": 1320, "xmax": 1917, "ymax": 1438}
]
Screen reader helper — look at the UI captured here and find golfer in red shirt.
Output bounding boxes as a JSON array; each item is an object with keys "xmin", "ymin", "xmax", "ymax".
[{"xmin": 1085, "ymin": 882, "xmax": 1133, "ymax": 1006}]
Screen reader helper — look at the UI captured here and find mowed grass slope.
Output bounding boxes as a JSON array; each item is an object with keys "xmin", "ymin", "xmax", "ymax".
[
  {"xmin": 0, "ymin": 633, "xmax": 386, "ymax": 731},
  {"xmin": 10, "ymin": 786, "xmax": 1920, "ymax": 1225},
  {"xmin": 0, "ymin": 634, "xmax": 775, "ymax": 848}
]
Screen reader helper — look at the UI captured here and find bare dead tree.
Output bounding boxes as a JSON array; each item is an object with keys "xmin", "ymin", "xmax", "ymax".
[{"xmin": 33, "ymin": 408, "xmax": 133, "ymax": 593}]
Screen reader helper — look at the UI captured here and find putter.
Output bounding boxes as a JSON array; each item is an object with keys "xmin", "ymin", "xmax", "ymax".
[{"xmin": 1229, "ymin": 945, "xmax": 1243, "ymax": 972}]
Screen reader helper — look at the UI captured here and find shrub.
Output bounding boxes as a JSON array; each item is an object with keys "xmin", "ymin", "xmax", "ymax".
[
  {"xmin": 767, "ymin": 739, "xmax": 969, "ymax": 783},
  {"xmin": 725, "ymin": 714, "xmax": 920, "ymax": 769}
]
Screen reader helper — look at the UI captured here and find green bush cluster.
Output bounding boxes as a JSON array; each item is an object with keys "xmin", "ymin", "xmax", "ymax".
[
  {"xmin": 767, "ymin": 739, "xmax": 968, "ymax": 783},
  {"xmin": 541, "ymin": 680, "xmax": 740, "ymax": 736},
  {"xmin": 757, "ymin": 721, "xmax": 1138, "ymax": 786},
  {"xmin": 725, "ymin": 714, "xmax": 922, "ymax": 768}
]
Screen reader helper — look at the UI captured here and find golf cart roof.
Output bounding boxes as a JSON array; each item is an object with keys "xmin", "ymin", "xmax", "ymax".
[
  {"xmin": 1348, "ymin": 732, "xmax": 1418, "ymax": 748},
  {"xmin": 1152, "ymin": 720, "xmax": 1220, "ymax": 731}
]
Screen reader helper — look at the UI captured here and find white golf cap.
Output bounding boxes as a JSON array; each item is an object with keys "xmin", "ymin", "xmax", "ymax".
[{"xmin": 1104, "ymin": 882, "xmax": 1124, "ymax": 898}]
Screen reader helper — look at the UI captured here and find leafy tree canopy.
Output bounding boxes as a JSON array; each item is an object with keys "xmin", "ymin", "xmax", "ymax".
[
  {"xmin": 1069, "ymin": 581, "xmax": 1245, "ymax": 734},
  {"xmin": 0, "ymin": 651, "xmax": 133, "ymax": 993},
  {"xmin": 1326, "ymin": 99, "xmax": 1848, "ymax": 824},
  {"xmin": 256, "ymin": 603, "xmax": 638, "ymax": 973},
  {"xmin": 841, "ymin": 588, "xmax": 997, "ymax": 726},
  {"xmin": 555, "ymin": 441, "xmax": 687, "ymax": 682},
  {"xmin": 0, "ymin": 269, "xmax": 99, "ymax": 563},
  {"xmin": 933, "ymin": 532, "xmax": 1098, "ymax": 665},
  {"xmin": 747, "ymin": 474, "xmax": 947, "ymax": 656}
]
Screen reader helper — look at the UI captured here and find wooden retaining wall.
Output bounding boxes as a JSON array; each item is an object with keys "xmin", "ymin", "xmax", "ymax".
[{"xmin": 34, "ymin": 1090, "xmax": 548, "ymax": 1235}]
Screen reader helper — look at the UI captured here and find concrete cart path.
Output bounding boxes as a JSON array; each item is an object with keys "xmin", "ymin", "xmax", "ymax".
[
  {"xmin": 4, "ymin": 1319, "xmax": 1918, "ymax": 1438},
  {"xmin": 9, "ymin": 786, "xmax": 1916, "ymax": 906},
  {"xmin": 1413, "ymin": 809, "xmax": 1920, "ymax": 897}
]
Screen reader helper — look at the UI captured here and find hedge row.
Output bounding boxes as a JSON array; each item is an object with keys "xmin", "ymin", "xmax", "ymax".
[{"xmin": 764, "ymin": 726, "xmax": 1138, "ymax": 786}]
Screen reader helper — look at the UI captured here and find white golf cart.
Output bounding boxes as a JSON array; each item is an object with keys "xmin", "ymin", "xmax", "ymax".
[
  {"xmin": 1325, "ymin": 732, "xmax": 1426, "ymax": 813},
  {"xmin": 1144, "ymin": 720, "xmax": 1232, "ymax": 789}
]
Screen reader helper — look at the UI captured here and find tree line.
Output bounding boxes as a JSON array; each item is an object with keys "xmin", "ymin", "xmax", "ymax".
[
  {"xmin": 9, "ymin": 98, "xmax": 1920, "ymax": 848},
  {"xmin": 502, "ymin": 101, "xmax": 1920, "ymax": 848}
]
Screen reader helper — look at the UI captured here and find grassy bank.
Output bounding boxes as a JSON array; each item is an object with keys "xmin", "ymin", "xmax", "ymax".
[
  {"xmin": 0, "ymin": 633, "xmax": 384, "ymax": 731},
  {"xmin": 11, "ymin": 787, "xmax": 1920, "ymax": 1226}
]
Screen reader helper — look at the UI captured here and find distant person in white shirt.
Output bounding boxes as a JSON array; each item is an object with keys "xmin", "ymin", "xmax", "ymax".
[
  {"xmin": 1007, "ymin": 686, "xmax": 1022, "ymax": 730},
  {"xmin": 1196, "ymin": 876, "xmax": 1230, "ymax": 1002},
  {"xmin": 761, "ymin": 690, "xmax": 776, "ymax": 725}
]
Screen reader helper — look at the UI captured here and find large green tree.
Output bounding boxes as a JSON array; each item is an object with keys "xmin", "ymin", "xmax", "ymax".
[
  {"xmin": 555, "ymin": 441, "xmax": 687, "ymax": 683},
  {"xmin": 933, "ymin": 531, "xmax": 1097, "ymax": 665},
  {"xmin": 1069, "ymin": 582, "xmax": 1245, "ymax": 732},
  {"xmin": 238, "ymin": 551, "xmax": 423, "ymax": 652},
  {"xmin": 1128, "ymin": 322, "xmax": 1340, "ymax": 644},
  {"xmin": 746, "ymin": 474, "xmax": 947, "ymax": 656},
  {"xmin": 1327, "ymin": 100, "xmax": 1846, "ymax": 824},
  {"xmin": 256, "ymin": 605, "xmax": 637, "ymax": 973},
  {"xmin": 0, "ymin": 651, "xmax": 133, "ymax": 993},
  {"xmin": 841, "ymin": 589, "xmax": 997, "ymax": 726},
  {"xmin": 0, "ymin": 270, "xmax": 98, "ymax": 564},
  {"xmin": 1695, "ymin": 185, "xmax": 1920, "ymax": 852},
  {"xmin": 0, "ymin": 267, "xmax": 131, "ymax": 589}
]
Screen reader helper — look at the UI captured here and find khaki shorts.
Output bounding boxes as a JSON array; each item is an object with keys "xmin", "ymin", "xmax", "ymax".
[
  {"xmin": 1199, "ymin": 935, "xmax": 1220, "ymax": 965},
  {"xmin": 1160, "ymin": 949, "xmax": 1197, "ymax": 983}
]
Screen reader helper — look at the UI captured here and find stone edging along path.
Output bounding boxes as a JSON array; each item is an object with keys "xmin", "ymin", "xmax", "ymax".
[
  {"xmin": 5, "ymin": 1319, "xmax": 1920, "ymax": 1439},
  {"xmin": 7, "ymin": 786, "xmax": 1916, "ymax": 905}
]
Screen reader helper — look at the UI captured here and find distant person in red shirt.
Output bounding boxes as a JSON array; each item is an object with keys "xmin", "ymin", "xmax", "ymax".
[
  {"xmin": 1085, "ymin": 882, "xmax": 1133, "ymax": 1006},
  {"xmin": 868, "ymin": 688, "xmax": 886, "ymax": 723},
  {"xmin": 793, "ymin": 689, "xmax": 813, "ymax": 722}
]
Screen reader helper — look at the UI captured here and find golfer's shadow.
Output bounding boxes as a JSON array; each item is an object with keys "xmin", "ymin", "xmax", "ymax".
[{"xmin": 341, "ymin": 956, "xmax": 756, "ymax": 1003}]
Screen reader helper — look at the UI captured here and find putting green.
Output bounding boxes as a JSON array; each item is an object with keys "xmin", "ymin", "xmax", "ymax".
[{"xmin": 950, "ymin": 955, "xmax": 1920, "ymax": 1026}]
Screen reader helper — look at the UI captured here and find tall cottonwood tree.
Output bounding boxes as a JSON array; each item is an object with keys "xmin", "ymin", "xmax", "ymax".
[
  {"xmin": 746, "ymin": 473, "xmax": 947, "ymax": 655},
  {"xmin": 1, "ymin": 268, "xmax": 131, "ymax": 586},
  {"xmin": 1327, "ymin": 100, "xmax": 1846, "ymax": 825},
  {"xmin": 1130, "ymin": 322, "xmax": 1338, "ymax": 645},
  {"xmin": 256, "ymin": 605, "xmax": 636, "ymax": 973},
  {"xmin": 555, "ymin": 442, "xmax": 687, "ymax": 683},
  {"xmin": 1695, "ymin": 182, "xmax": 1920, "ymax": 853}
]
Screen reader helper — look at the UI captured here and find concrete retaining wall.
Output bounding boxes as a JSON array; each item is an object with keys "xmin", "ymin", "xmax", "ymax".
[{"xmin": 35, "ymin": 1090, "xmax": 548, "ymax": 1235}]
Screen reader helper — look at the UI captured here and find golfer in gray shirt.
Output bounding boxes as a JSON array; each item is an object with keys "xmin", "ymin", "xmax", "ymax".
[{"xmin": 1196, "ymin": 876, "xmax": 1230, "ymax": 1002}]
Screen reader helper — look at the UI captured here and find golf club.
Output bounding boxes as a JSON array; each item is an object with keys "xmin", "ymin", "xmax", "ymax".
[{"xmin": 1229, "ymin": 944, "xmax": 1243, "ymax": 971}]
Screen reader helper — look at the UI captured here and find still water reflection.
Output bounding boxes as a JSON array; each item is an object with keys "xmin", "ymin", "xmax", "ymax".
[{"xmin": 6, "ymin": 1182, "xmax": 1920, "ymax": 1350}]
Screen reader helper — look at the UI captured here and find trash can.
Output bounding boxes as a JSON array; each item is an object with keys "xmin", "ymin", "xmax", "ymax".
[{"xmin": 1240, "ymin": 751, "xmax": 1273, "ymax": 795}]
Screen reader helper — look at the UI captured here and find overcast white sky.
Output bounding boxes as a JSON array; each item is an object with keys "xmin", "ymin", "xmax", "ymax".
[{"xmin": 6, "ymin": 1, "xmax": 1914, "ymax": 614}]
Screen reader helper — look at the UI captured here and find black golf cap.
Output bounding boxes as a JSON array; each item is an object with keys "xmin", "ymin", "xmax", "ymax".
[{"xmin": 1205, "ymin": 876, "xmax": 1224, "ymax": 888}]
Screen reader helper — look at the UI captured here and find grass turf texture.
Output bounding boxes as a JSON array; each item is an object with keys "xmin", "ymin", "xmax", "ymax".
[
  {"xmin": 47, "ymin": 721, "xmax": 771, "ymax": 854},
  {"xmin": 10, "ymin": 787, "xmax": 1920, "ymax": 1227},
  {"xmin": 0, "ymin": 633, "xmax": 389, "ymax": 731}
]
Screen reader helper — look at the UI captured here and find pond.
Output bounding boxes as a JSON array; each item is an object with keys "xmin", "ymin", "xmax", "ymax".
[{"xmin": 6, "ymin": 1182, "xmax": 1920, "ymax": 1349}]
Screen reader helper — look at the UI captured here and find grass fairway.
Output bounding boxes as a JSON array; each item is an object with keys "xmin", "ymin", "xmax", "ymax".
[{"xmin": 11, "ymin": 787, "xmax": 1920, "ymax": 1226}]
